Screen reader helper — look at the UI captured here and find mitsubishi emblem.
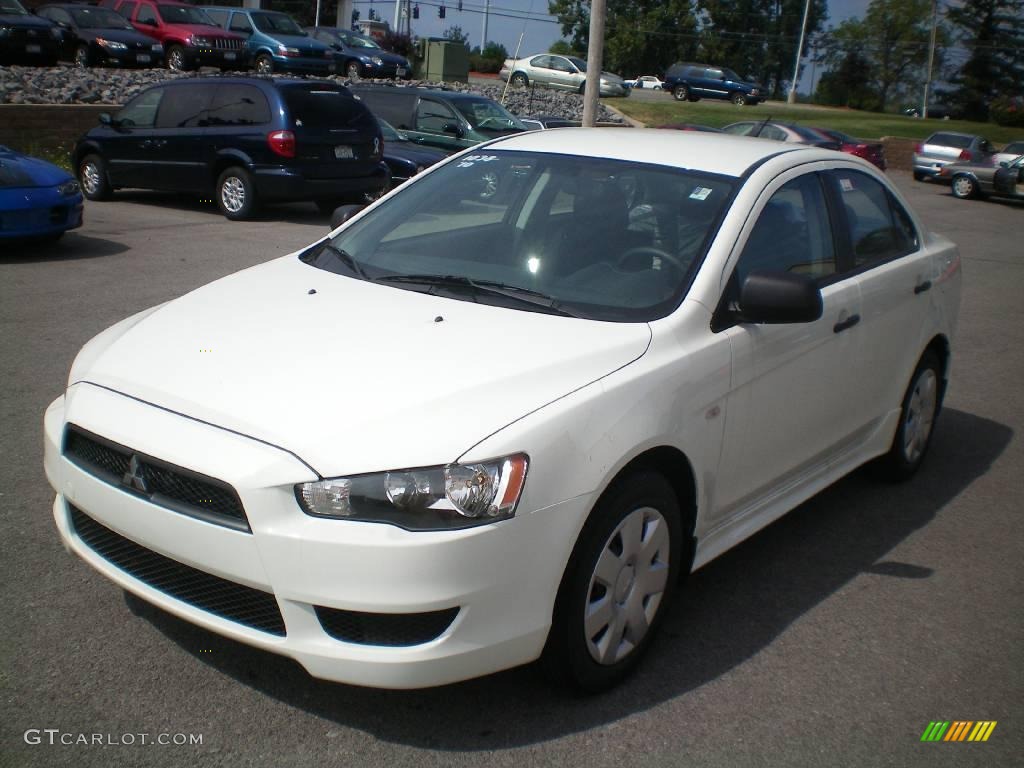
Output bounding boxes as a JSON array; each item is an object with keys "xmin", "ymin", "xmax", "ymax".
[{"xmin": 122, "ymin": 455, "xmax": 149, "ymax": 494}]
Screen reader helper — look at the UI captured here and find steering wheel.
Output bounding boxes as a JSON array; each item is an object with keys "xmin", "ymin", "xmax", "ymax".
[
  {"xmin": 476, "ymin": 117, "xmax": 508, "ymax": 130},
  {"xmin": 615, "ymin": 246, "xmax": 687, "ymax": 273}
]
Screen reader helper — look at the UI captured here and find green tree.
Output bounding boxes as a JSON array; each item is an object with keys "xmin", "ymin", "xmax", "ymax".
[
  {"xmin": 815, "ymin": 50, "xmax": 875, "ymax": 108},
  {"xmin": 548, "ymin": 39, "xmax": 578, "ymax": 55},
  {"xmin": 945, "ymin": 0, "xmax": 1024, "ymax": 121},
  {"xmin": 443, "ymin": 25, "xmax": 470, "ymax": 48}
]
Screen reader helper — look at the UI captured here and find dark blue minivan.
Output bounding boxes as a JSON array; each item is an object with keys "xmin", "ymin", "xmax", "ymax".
[{"xmin": 73, "ymin": 77, "xmax": 387, "ymax": 219}]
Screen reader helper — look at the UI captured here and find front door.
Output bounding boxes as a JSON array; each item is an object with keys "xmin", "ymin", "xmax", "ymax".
[
  {"xmin": 407, "ymin": 97, "xmax": 471, "ymax": 152},
  {"xmin": 152, "ymin": 83, "xmax": 214, "ymax": 193},
  {"xmin": 104, "ymin": 86, "xmax": 165, "ymax": 189}
]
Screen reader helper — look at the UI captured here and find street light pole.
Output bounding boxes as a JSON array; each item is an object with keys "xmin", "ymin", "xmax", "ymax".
[
  {"xmin": 481, "ymin": 0, "xmax": 490, "ymax": 49},
  {"xmin": 581, "ymin": 0, "xmax": 606, "ymax": 126},
  {"xmin": 788, "ymin": 0, "xmax": 811, "ymax": 104},
  {"xmin": 922, "ymin": 0, "xmax": 938, "ymax": 118}
]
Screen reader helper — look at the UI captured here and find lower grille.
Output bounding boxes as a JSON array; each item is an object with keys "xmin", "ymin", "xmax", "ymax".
[
  {"xmin": 314, "ymin": 605, "xmax": 458, "ymax": 647},
  {"xmin": 70, "ymin": 505, "xmax": 286, "ymax": 636},
  {"xmin": 213, "ymin": 37, "xmax": 245, "ymax": 51}
]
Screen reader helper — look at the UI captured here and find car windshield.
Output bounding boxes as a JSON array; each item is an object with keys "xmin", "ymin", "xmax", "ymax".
[
  {"xmin": 301, "ymin": 151, "xmax": 735, "ymax": 321},
  {"xmin": 344, "ymin": 33, "xmax": 380, "ymax": 49},
  {"xmin": 452, "ymin": 99, "xmax": 527, "ymax": 135},
  {"xmin": 157, "ymin": 5, "xmax": 216, "ymax": 25},
  {"xmin": 377, "ymin": 117, "xmax": 405, "ymax": 141},
  {"xmin": 721, "ymin": 67, "xmax": 742, "ymax": 81},
  {"xmin": 71, "ymin": 8, "xmax": 133, "ymax": 29},
  {"xmin": 0, "ymin": 0, "xmax": 28, "ymax": 14},
  {"xmin": 251, "ymin": 12, "xmax": 304, "ymax": 35}
]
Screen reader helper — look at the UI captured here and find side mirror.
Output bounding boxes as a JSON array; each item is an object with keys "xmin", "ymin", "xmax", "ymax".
[
  {"xmin": 999, "ymin": 160, "xmax": 1009, "ymax": 168},
  {"xmin": 738, "ymin": 270, "xmax": 823, "ymax": 324},
  {"xmin": 99, "ymin": 112, "xmax": 113, "ymax": 125},
  {"xmin": 329, "ymin": 203, "xmax": 365, "ymax": 229},
  {"xmin": 442, "ymin": 122, "xmax": 463, "ymax": 138}
]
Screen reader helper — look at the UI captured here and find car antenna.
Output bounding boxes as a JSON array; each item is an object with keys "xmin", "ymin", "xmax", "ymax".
[{"xmin": 753, "ymin": 115, "xmax": 772, "ymax": 138}]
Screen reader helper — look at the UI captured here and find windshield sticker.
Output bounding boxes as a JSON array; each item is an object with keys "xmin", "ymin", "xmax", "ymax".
[
  {"xmin": 457, "ymin": 155, "xmax": 498, "ymax": 168},
  {"xmin": 689, "ymin": 186, "xmax": 713, "ymax": 201},
  {"xmin": 839, "ymin": 177, "xmax": 854, "ymax": 192}
]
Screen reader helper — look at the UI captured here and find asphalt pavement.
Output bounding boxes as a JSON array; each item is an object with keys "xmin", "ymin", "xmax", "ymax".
[{"xmin": 1, "ymin": 176, "xmax": 1021, "ymax": 767}]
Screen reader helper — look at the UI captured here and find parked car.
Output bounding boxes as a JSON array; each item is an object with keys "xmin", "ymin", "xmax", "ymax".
[
  {"xmin": 912, "ymin": 131, "xmax": 995, "ymax": 182},
  {"xmin": 722, "ymin": 121, "xmax": 841, "ymax": 149},
  {"xmin": 657, "ymin": 123, "xmax": 723, "ymax": 133},
  {"xmin": 663, "ymin": 62, "xmax": 763, "ymax": 105},
  {"xmin": 98, "ymin": 0, "xmax": 245, "ymax": 71},
  {"xmin": 813, "ymin": 128, "xmax": 886, "ymax": 170},
  {"xmin": 45, "ymin": 129, "xmax": 960, "ymax": 692},
  {"xmin": 939, "ymin": 153, "xmax": 1024, "ymax": 200},
  {"xmin": 0, "ymin": 145, "xmax": 82, "ymax": 241},
  {"xmin": 519, "ymin": 114, "xmax": 580, "ymax": 130},
  {"xmin": 73, "ymin": 77, "xmax": 386, "ymax": 219},
  {"xmin": 203, "ymin": 7, "xmax": 332, "ymax": 76},
  {"xmin": 992, "ymin": 140, "xmax": 1024, "ymax": 166},
  {"xmin": 499, "ymin": 53, "xmax": 629, "ymax": 97},
  {"xmin": 350, "ymin": 85, "xmax": 527, "ymax": 153},
  {"xmin": 306, "ymin": 26, "xmax": 410, "ymax": 80},
  {"xmin": 36, "ymin": 4, "xmax": 163, "ymax": 68},
  {"xmin": 904, "ymin": 104, "xmax": 958, "ymax": 119},
  {"xmin": 376, "ymin": 117, "xmax": 446, "ymax": 191},
  {"xmin": 0, "ymin": 0, "xmax": 61, "ymax": 66},
  {"xmin": 625, "ymin": 75, "xmax": 663, "ymax": 90}
]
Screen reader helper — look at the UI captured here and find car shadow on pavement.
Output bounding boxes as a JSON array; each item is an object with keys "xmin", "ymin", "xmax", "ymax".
[
  {"xmin": 0, "ymin": 233, "xmax": 129, "ymax": 263},
  {"xmin": 109, "ymin": 190, "xmax": 331, "ymax": 225},
  {"xmin": 126, "ymin": 407, "xmax": 1011, "ymax": 750}
]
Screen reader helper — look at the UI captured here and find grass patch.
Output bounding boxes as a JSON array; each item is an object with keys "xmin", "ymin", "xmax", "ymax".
[
  {"xmin": 7, "ymin": 140, "xmax": 75, "ymax": 172},
  {"xmin": 610, "ymin": 97, "xmax": 1024, "ymax": 145}
]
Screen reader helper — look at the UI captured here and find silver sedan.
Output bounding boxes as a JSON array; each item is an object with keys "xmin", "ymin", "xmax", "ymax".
[{"xmin": 499, "ymin": 53, "xmax": 629, "ymax": 97}]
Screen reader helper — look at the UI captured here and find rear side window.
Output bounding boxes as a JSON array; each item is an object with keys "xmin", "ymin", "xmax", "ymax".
[
  {"xmin": 117, "ymin": 87, "xmax": 163, "ymax": 128},
  {"xmin": 827, "ymin": 170, "xmax": 917, "ymax": 267},
  {"xmin": 283, "ymin": 86, "xmax": 367, "ymax": 130},
  {"xmin": 116, "ymin": 1, "xmax": 136, "ymax": 19},
  {"xmin": 927, "ymin": 133, "xmax": 971, "ymax": 149},
  {"xmin": 202, "ymin": 84, "xmax": 270, "ymax": 126},
  {"xmin": 155, "ymin": 85, "xmax": 213, "ymax": 129}
]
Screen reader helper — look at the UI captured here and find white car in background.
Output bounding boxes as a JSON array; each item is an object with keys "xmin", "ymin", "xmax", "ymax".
[
  {"xmin": 992, "ymin": 140, "xmax": 1024, "ymax": 166},
  {"xmin": 625, "ymin": 75, "xmax": 664, "ymax": 90},
  {"xmin": 44, "ymin": 130, "xmax": 960, "ymax": 692}
]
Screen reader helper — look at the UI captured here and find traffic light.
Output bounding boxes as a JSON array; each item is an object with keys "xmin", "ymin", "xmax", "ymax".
[
  {"xmin": 412, "ymin": 3, "xmax": 419, "ymax": 18},
  {"xmin": 438, "ymin": 4, "xmax": 445, "ymax": 18},
  {"xmin": 369, "ymin": 8, "xmax": 376, "ymax": 20}
]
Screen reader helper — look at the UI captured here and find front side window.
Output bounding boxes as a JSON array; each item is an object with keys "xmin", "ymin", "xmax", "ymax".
[
  {"xmin": 228, "ymin": 13, "xmax": 252, "ymax": 33},
  {"xmin": 156, "ymin": 5, "xmax": 214, "ymax": 25},
  {"xmin": 827, "ymin": 170, "xmax": 917, "ymax": 268},
  {"xmin": 72, "ymin": 8, "xmax": 132, "ymax": 28},
  {"xmin": 452, "ymin": 99, "xmax": 526, "ymax": 136},
  {"xmin": 135, "ymin": 4, "xmax": 157, "ymax": 25},
  {"xmin": 117, "ymin": 87, "xmax": 163, "ymax": 128},
  {"xmin": 722, "ymin": 123, "xmax": 752, "ymax": 136},
  {"xmin": 302, "ymin": 152, "xmax": 735, "ymax": 321},
  {"xmin": 251, "ymin": 12, "xmax": 304, "ymax": 35},
  {"xmin": 415, "ymin": 98, "xmax": 458, "ymax": 133},
  {"xmin": 155, "ymin": 86, "xmax": 212, "ymax": 129},
  {"xmin": 734, "ymin": 173, "xmax": 835, "ymax": 287},
  {"xmin": 204, "ymin": 9, "xmax": 228, "ymax": 27}
]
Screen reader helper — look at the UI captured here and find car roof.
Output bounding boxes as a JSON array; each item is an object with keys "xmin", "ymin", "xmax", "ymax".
[
  {"xmin": 353, "ymin": 86, "xmax": 494, "ymax": 102},
  {"xmin": 488, "ymin": 128, "xmax": 811, "ymax": 177}
]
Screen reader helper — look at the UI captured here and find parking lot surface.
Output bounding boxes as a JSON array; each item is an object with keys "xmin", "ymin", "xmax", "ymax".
[{"xmin": 1, "ymin": 176, "xmax": 1021, "ymax": 767}]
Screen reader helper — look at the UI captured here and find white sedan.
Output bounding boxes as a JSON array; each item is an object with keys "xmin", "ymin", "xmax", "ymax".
[
  {"xmin": 625, "ymin": 75, "xmax": 664, "ymax": 90},
  {"xmin": 44, "ymin": 130, "xmax": 961, "ymax": 692}
]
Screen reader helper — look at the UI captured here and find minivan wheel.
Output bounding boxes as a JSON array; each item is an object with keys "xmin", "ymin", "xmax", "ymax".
[
  {"xmin": 543, "ymin": 471, "xmax": 683, "ymax": 692},
  {"xmin": 75, "ymin": 45, "xmax": 92, "ymax": 68},
  {"xmin": 951, "ymin": 174, "xmax": 978, "ymax": 199},
  {"xmin": 731, "ymin": 92, "xmax": 747, "ymax": 106},
  {"xmin": 166, "ymin": 45, "xmax": 189, "ymax": 71},
  {"xmin": 673, "ymin": 85, "xmax": 689, "ymax": 101},
  {"xmin": 255, "ymin": 53, "xmax": 274, "ymax": 75},
  {"xmin": 878, "ymin": 351, "xmax": 942, "ymax": 480},
  {"xmin": 216, "ymin": 167, "xmax": 258, "ymax": 220},
  {"xmin": 510, "ymin": 72, "xmax": 528, "ymax": 87},
  {"xmin": 78, "ymin": 154, "xmax": 112, "ymax": 201},
  {"xmin": 345, "ymin": 60, "xmax": 362, "ymax": 79}
]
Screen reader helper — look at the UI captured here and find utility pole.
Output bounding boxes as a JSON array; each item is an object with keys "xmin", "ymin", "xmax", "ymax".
[
  {"xmin": 788, "ymin": 0, "xmax": 811, "ymax": 103},
  {"xmin": 581, "ymin": 0, "xmax": 607, "ymax": 126},
  {"xmin": 922, "ymin": 0, "xmax": 938, "ymax": 118},
  {"xmin": 481, "ymin": 0, "xmax": 490, "ymax": 50}
]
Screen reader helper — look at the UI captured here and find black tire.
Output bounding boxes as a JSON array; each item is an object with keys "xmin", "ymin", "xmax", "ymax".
[
  {"xmin": 75, "ymin": 45, "xmax": 91, "ymax": 68},
  {"xmin": 878, "ymin": 351, "xmax": 942, "ymax": 481},
  {"xmin": 255, "ymin": 53, "xmax": 274, "ymax": 75},
  {"xmin": 166, "ymin": 44, "xmax": 188, "ymax": 71},
  {"xmin": 543, "ymin": 471, "xmax": 686, "ymax": 693},
  {"xmin": 215, "ymin": 166, "xmax": 258, "ymax": 220},
  {"xmin": 345, "ymin": 59, "xmax": 362, "ymax": 79},
  {"xmin": 673, "ymin": 84, "xmax": 689, "ymax": 101},
  {"xmin": 951, "ymin": 174, "xmax": 978, "ymax": 199},
  {"xmin": 913, "ymin": 171, "xmax": 926, "ymax": 182},
  {"xmin": 315, "ymin": 198, "xmax": 344, "ymax": 215},
  {"xmin": 730, "ymin": 92, "xmax": 747, "ymax": 106},
  {"xmin": 510, "ymin": 72, "xmax": 528, "ymax": 87},
  {"xmin": 78, "ymin": 154, "xmax": 112, "ymax": 201}
]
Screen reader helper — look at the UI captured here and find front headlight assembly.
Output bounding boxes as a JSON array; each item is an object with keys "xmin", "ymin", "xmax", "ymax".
[
  {"xmin": 58, "ymin": 180, "xmax": 80, "ymax": 196},
  {"xmin": 297, "ymin": 454, "xmax": 529, "ymax": 531}
]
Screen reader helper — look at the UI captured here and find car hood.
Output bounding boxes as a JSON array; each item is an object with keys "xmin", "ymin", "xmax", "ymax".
[
  {"xmin": 0, "ymin": 13, "xmax": 52, "ymax": 28},
  {"xmin": 0, "ymin": 147, "xmax": 71, "ymax": 188},
  {"xmin": 383, "ymin": 141, "xmax": 447, "ymax": 166},
  {"xmin": 73, "ymin": 255, "xmax": 652, "ymax": 477},
  {"xmin": 270, "ymin": 33, "xmax": 329, "ymax": 51},
  {"xmin": 86, "ymin": 27, "xmax": 161, "ymax": 45}
]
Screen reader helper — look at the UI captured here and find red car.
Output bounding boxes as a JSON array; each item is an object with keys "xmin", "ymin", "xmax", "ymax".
[
  {"xmin": 813, "ymin": 128, "xmax": 887, "ymax": 170},
  {"xmin": 100, "ymin": 0, "xmax": 245, "ymax": 70}
]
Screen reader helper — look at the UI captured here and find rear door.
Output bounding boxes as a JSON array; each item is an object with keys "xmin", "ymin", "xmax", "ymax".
[{"xmin": 699, "ymin": 67, "xmax": 729, "ymax": 99}]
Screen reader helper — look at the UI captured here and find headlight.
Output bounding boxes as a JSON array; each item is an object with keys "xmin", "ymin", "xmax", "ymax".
[
  {"xmin": 58, "ymin": 180, "xmax": 80, "ymax": 196},
  {"xmin": 190, "ymin": 35, "xmax": 212, "ymax": 47},
  {"xmin": 278, "ymin": 45, "xmax": 300, "ymax": 56},
  {"xmin": 97, "ymin": 38, "xmax": 127, "ymax": 50},
  {"xmin": 296, "ymin": 454, "xmax": 529, "ymax": 530},
  {"xmin": 371, "ymin": 56, "xmax": 383, "ymax": 66},
  {"xmin": 750, "ymin": 89, "xmax": 759, "ymax": 96}
]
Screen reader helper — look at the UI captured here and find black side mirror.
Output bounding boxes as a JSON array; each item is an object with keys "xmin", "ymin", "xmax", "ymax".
[
  {"xmin": 99, "ymin": 112, "xmax": 113, "ymax": 125},
  {"xmin": 329, "ymin": 204, "xmax": 365, "ymax": 229},
  {"xmin": 442, "ymin": 122, "xmax": 464, "ymax": 138},
  {"xmin": 738, "ymin": 270, "xmax": 823, "ymax": 324}
]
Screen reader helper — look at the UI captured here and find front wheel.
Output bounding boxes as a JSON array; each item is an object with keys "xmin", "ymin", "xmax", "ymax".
[
  {"xmin": 510, "ymin": 72, "xmax": 528, "ymax": 87},
  {"xmin": 78, "ymin": 154, "xmax": 112, "ymax": 201},
  {"xmin": 730, "ymin": 92, "xmax": 748, "ymax": 106},
  {"xmin": 673, "ymin": 85, "xmax": 688, "ymax": 101},
  {"xmin": 215, "ymin": 166, "xmax": 258, "ymax": 220},
  {"xmin": 878, "ymin": 352, "xmax": 942, "ymax": 480},
  {"xmin": 951, "ymin": 174, "xmax": 978, "ymax": 199},
  {"xmin": 166, "ymin": 45, "xmax": 189, "ymax": 71},
  {"xmin": 543, "ymin": 471, "xmax": 684, "ymax": 692},
  {"xmin": 345, "ymin": 60, "xmax": 362, "ymax": 79},
  {"xmin": 75, "ymin": 45, "xmax": 92, "ymax": 68},
  {"xmin": 255, "ymin": 53, "xmax": 274, "ymax": 75}
]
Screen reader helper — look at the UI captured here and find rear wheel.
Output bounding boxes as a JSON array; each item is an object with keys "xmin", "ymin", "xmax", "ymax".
[
  {"xmin": 913, "ymin": 171, "xmax": 926, "ymax": 182},
  {"xmin": 673, "ymin": 84, "xmax": 689, "ymax": 101},
  {"xmin": 543, "ymin": 471, "xmax": 684, "ymax": 692},
  {"xmin": 951, "ymin": 174, "xmax": 978, "ymax": 199},
  {"xmin": 510, "ymin": 72, "xmax": 528, "ymax": 87},
  {"xmin": 75, "ymin": 45, "xmax": 92, "ymax": 68},
  {"xmin": 78, "ymin": 154, "xmax": 112, "ymax": 201},
  {"xmin": 215, "ymin": 166, "xmax": 258, "ymax": 220},
  {"xmin": 878, "ymin": 351, "xmax": 942, "ymax": 480}
]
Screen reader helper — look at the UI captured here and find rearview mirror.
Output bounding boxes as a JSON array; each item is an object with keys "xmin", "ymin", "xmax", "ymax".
[
  {"xmin": 739, "ymin": 270, "xmax": 823, "ymax": 324},
  {"xmin": 330, "ymin": 204, "xmax": 365, "ymax": 230}
]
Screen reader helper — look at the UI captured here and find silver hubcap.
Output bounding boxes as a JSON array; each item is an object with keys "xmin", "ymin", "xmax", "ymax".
[
  {"xmin": 903, "ymin": 368, "xmax": 937, "ymax": 462},
  {"xmin": 258, "ymin": 57, "xmax": 272, "ymax": 74},
  {"xmin": 953, "ymin": 177, "xmax": 972, "ymax": 196},
  {"xmin": 585, "ymin": 506, "xmax": 670, "ymax": 665},
  {"xmin": 347, "ymin": 63, "xmax": 359, "ymax": 78},
  {"xmin": 220, "ymin": 176, "xmax": 245, "ymax": 213},
  {"xmin": 169, "ymin": 50, "xmax": 183, "ymax": 70},
  {"xmin": 81, "ymin": 163, "xmax": 101, "ymax": 195}
]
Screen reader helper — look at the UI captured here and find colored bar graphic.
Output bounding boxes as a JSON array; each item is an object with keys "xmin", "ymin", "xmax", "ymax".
[{"xmin": 921, "ymin": 721, "xmax": 996, "ymax": 743}]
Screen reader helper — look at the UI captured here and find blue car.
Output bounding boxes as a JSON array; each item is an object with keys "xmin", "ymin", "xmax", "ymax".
[
  {"xmin": 0, "ymin": 146, "xmax": 83, "ymax": 242},
  {"xmin": 203, "ymin": 7, "xmax": 333, "ymax": 75}
]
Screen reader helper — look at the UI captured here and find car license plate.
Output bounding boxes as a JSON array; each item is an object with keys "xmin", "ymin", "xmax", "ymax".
[
  {"xmin": 223, "ymin": 52, "xmax": 236, "ymax": 61},
  {"xmin": 137, "ymin": 53, "xmax": 151, "ymax": 63},
  {"xmin": 396, "ymin": 67, "xmax": 406, "ymax": 77},
  {"xmin": 26, "ymin": 44, "xmax": 41, "ymax": 53},
  {"xmin": 334, "ymin": 145, "xmax": 353, "ymax": 159}
]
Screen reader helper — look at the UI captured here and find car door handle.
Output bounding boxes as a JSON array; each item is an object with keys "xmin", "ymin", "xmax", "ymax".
[
  {"xmin": 833, "ymin": 314, "xmax": 860, "ymax": 334},
  {"xmin": 914, "ymin": 280, "xmax": 932, "ymax": 295}
]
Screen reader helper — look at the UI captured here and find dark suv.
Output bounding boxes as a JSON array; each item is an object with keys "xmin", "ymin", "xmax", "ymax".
[
  {"xmin": 0, "ymin": 0, "xmax": 61, "ymax": 66},
  {"xmin": 662, "ymin": 62, "xmax": 763, "ymax": 105},
  {"xmin": 73, "ymin": 77, "xmax": 387, "ymax": 219}
]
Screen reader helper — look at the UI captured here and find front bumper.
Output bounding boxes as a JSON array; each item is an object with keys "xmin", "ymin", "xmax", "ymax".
[
  {"xmin": 186, "ymin": 46, "xmax": 246, "ymax": 68},
  {"xmin": 44, "ymin": 384, "xmax": 591, "ymax": 688},
  {"xmin": 253, "ymin": 164, "xmax": 388, "ymax": 202},
  {"xmin": 271, "ymin": 54, "xmax": 333, "ymax": 75},
  {"xmin": 96, "ymin": 47, "xmax": 163, "ymax": 67},
  {"xmin": 0, "ymin": 190, "xmax": 83, "ymax": 239}
]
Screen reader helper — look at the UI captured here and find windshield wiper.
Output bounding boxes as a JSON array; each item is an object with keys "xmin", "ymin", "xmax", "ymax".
[
  {"xmin": 310, "ymin": 242, "xmax": 369, "ymax": 280},
  {"xmin": 376, "ymin": 274, "xmax": 582, "ymax": 318}
]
